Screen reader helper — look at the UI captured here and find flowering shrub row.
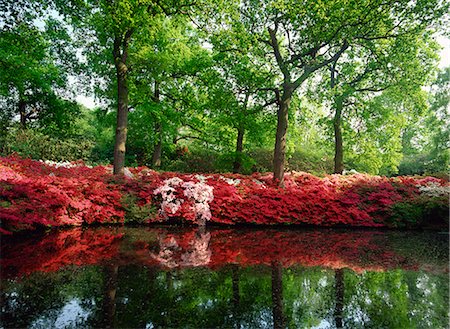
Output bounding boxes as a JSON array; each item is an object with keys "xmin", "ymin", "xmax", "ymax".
[{"xmin": 0, "ymin": 155, "xmax": 448, "ymax": 233}]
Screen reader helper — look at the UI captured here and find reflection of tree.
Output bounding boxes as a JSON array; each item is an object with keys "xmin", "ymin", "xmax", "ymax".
[
  {"xmin": 100, "ymin": 265, "xmax": 118, "ymax": 329},
  {"xmin": 271, "ymin": 261, "xmax": 285, "ymax": 329},
  {"xmin": 0, "ymin": 273, "xmax": 65, "ymax": 328},
  {"xmin": 334, "ymin": 269, "xmax": 344, "ymax": 328},
  {"xmin": 344, "ymin": 270, "xmax": 449, "ymax": 328},
  {"xmin": 232, "ymin": 264, "xmax": 241, "ymax": 326},
  {"xmin": 2, "ymin": 227, "xmax": 449, "ymax": 328},
  {"xmin": 2, "ymin": 264, "xmax": 449, "ymax": 328},
  {"xmin": 232, "ymin": 264, "xmax": 240, "ymax": 307}
]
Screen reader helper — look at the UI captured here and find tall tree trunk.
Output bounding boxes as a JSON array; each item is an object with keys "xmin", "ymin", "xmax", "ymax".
[
  {"xmin": 233, "ymin": 126, "xmax": 244, "ymax": 173},
  {"xmin": 334, "ymin": 268, "xmax": 344, "ymax": 328},
  {"xmin": 233, "ymin": 92, "xmax": 249, "ymax": 174},
  {"xmin": 151, "ymin": 81, "xmax": 162, "ymax": 168},
  {"xmin": 333, "ymin": 96, "xmax": 344, "ymax": 174},
  {"xmin": 152, "ymin": 122, "xmax": 162, "ymax": 168},
  {"xmin": 330, "ymin": 61, "xmax": 344, "ymax": 174},
  {"xmin": 101, "ymin": 265, "xmax": 119, "ymax": 329},
  {"xmin": 113, "ymin": 29, "xmax": 133, "ymax": 176},
  {"xmin": 113, "ymin": 59, "xmax": 129, "ymax": 175},
  {"xmin": 273, "ymin": 88, "xmax": 292, "ymax": 186},
  {"xmin": 18, "ymin": 100, "xmax": 27, "ymax": 129},
  {"xmin": 271, "ymin": 261, "xmax": 285, "ymax": 329}
]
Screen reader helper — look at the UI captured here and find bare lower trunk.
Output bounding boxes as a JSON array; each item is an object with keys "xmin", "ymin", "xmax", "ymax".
[
  {"xmin": 233, "ymin": 126, "xmax": 244, "ymax": 173},
  {"xmin": 19, "ymin": 100, "xmax": 27, "ymax": 129},
  {"xmin": 152, "ymin": 123, "xmax": 162, "ymax": 168},
  {"xmin": 113, "ymin": 60, "xmax": 129, "ymax": 175},
  {"xmin": 273, "ymin": 89, "xmax": 292, "ymax": 186},
  {"xmin": 151, "ymin": 81, "xmax": 161, "ymax": 168},
  {"xmin": 271, "ymin": 261, "xmax": 285, "ymax": 329},
  {"xmin": 333, "ymin": 97, "xmax": 344, "ymax": 174}
]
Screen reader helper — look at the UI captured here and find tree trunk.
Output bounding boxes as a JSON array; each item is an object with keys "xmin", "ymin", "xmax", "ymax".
[
  {"xmin": 273, "ymin": 88, "xmax": 292, "ymax": 186},
  {"xmin": 152, "ymin": 122, "xmax": 162, "ymax": 168},
  {"xmin": 271, "ymin": 261, "xmax": 285, "ymax": 329},
  {"xmin": 233, "ymin": 126, "xmax": 245, "ymax": 173},
  {"xmin": 18, "ymin": 100, "xmax": 27, "ymax": 129},
  {"xmin": 113, "ymin": 59, "xmax": 129, "ymax": 175},
  {"xmin": 333, "ymin": 96, "xmax": 344, "ymax": 174},
  {"xmin": 151, "ymin": 81, "xmax": 162, "ymax": 168},
  {"xmin": 334, "ymin": 268, "xmax": 344, "ymax": 328}
]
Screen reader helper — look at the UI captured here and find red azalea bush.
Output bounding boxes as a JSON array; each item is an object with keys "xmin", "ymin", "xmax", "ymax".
[{"xmin": 0, "ymin": 155, "xmax": 448, "ymax": 233}]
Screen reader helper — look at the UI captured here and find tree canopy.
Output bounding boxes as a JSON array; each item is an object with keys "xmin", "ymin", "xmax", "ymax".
[{"xmin": 0, "ymin": 0, "xmax": 448, "ymax": 179}]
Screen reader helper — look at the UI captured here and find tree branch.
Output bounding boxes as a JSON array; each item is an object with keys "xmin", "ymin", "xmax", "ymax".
[{"xmin": 268, "ymin": 25, "xmax": 290, "ymax": 81}]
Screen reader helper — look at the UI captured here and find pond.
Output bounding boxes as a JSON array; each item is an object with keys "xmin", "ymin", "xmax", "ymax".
[{"xmin": 1, "ymin": 226, "xmax": 448, "ymax": 329}]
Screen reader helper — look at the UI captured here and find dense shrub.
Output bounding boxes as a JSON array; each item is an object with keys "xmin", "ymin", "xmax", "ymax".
[
  {"xmin": 398, "ymin": 153, "xmax": 449, "ymax": 178},
  {"xmin": 163, "ymin": 147, "xmax": 334, "ymax": 175},
  {"xmin": 0, "ymin": 155, "xmax": 448, "ymax": 234},
  {"xmin": 1, "ymin": 129, "xmax": 95, "ymax": 162},
  {"xmin": 163, "ymin": 147, "xmax": 220, "ymax": 173}
]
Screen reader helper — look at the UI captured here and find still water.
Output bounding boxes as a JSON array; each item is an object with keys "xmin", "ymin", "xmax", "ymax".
[{"xmin": 1, "ymin": 226, "xmax": 448, "ymax": 329}]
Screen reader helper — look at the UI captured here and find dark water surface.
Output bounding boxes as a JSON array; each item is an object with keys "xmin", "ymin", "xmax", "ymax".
[{"xmin": 1, "ymin": 226, "xmax": 448, "ymax": 329}]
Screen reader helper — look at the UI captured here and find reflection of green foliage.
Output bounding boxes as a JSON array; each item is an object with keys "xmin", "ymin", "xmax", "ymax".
[
  {"xmin": 2, "ymin": 253, "xmax": 448, "ymax": 328},
  {"xmin": 1, "ymin": 266, "xmax": 103, "ymax": 328},
  {"xmin": 344, "ymin": 270, "xmax": 449, "ymax": 329},
  {"xmin": 283, "ymin": 267, "xmax": 335, "ymax": 328}
]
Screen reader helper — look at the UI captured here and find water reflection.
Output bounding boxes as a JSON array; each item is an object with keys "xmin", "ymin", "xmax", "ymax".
[{"xmin": 1, "ymin": 227, "xmax": 448, "ymax": 328}]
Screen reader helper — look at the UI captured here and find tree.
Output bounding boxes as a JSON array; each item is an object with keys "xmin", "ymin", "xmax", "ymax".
[
  {"xmin": 128, "ymin": 15, "xmax": 211, "ymax": 168},
  {"xmin": 323, "ymin": 30, "xmax": 439, "ymax": 173},
  {"xmin": 0, "ymin": 19, "xmax": 79, "ymax": 134},
  {"xmin": 399, "ymin": 66, "xmax": 450, "ymax": 175},
  {"xmin": 54, "ymin": 0, "xmax": 200, "ymax": 175},
  {"xmin": 237, "ymin": 0, "xmax": 448, "ymax": 185},
  {"xmin": 425, "ymin": 67, "xmax": 450, "ymax": 173},
  {"xmin": 205, "ymin": 24, "xmax": 277, "ymax": 172}
]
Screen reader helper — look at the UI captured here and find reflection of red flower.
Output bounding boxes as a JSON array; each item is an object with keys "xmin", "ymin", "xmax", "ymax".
[
  {"xmin": 2, "ymin": 227, "xmax": 444, "ymax": 279},
  {"xmin": 1, "ymin": 228, "xmax": 123, "ymax": 277}
]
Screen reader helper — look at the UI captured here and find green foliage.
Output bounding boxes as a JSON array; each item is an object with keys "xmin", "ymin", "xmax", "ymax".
[
  {"xmin": 389, "ymin": 202, "xmax": 425, "ymax": 228},
  {"xmin": 121, "ymin": 193, "xmax": 156, "ymax": 223},
  {"xmin": 1, "ymin": 129, "xmax": 94, "ymax": 162},
  {"xmin": 163, "ymin": 147, "xmax": 222, "ymax": 173},
  {"xmin": 215, "ymin": 151, "xmax": 256, "ymax": 174},
  {"xmin": 399, "ymin": 67, "xmax": 450, "ymax": 176},
  {"xmin": 389, "ymin": 195, "xmax": 449, "ymax": 229},
  {"xmin": 0, "ymin": 0, "xmax": 448, "ymax": 177}
]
